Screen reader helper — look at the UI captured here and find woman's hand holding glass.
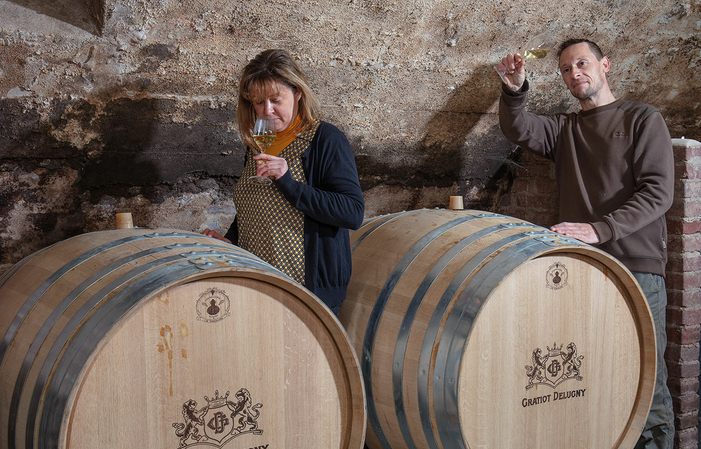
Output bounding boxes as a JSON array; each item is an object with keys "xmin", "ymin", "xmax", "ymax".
[{"xmin": 253, "ymin": 153, "xmax": 288, "ymax": 181}]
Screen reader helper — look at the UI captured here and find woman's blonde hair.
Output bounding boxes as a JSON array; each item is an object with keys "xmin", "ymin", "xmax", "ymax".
[{"xmin": 236, "ymin": 49, "xmax": 321, "ymax": 150}]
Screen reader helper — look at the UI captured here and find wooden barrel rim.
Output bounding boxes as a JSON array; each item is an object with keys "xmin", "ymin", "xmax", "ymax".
[{"xmin": 357, "ymin": 212, "xmax": 510, "ymax": 449}]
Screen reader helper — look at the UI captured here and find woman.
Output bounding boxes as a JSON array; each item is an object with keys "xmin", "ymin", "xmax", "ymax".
[{"xmin": 203, "ymin": 49, "xmax": 364, "ymax": 315}]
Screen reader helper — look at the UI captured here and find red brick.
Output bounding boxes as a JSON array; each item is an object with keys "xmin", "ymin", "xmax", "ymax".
[
  {"xmin": 668, "ymin": 199, "xmax": 701, "ymax": 219},
  {"xmin": 668, "ymin": 376, "xmax": 700, "ymax": 396},
  {"xmin": 672, "ymin": 392, "xmax": 700, "ymax": 414},
  {"xmin": 668, "ymin": 360, "xmax": 701, "ymax": 378},
  {"xmin": 667, "ymin": 306, "xmax": 701, "ymax": 326},
  {"xmin": 666, "ymin": 271, "xmax": 701, "ymax": 290},
  {"xmin": 667, "ymin": 219, "xmax": 701, "ymax": 235},
  {"xmin": 667, "ymin": 325, "xmax": 701, "ymax": 345},
  {"xmin": 667, "ymin": 201, "xmax": 683, "ymax": 219},
  {"xmin": 666, "ymin": 252, "xmax": 701, "ymax": 272},
  {"xmin": 682, "ymin": 221, "xmax": 701, "ymax": 233},
  {"xmin": 666, "ymin": 343, "xmax": 700, "ymax": 362},
  {"xmin": 665, "ymin": 256, "xmax": 681, "ymax": 271},
  {"xmin": 676, "ymin": 163, "xmax": 701, "ymax": 180},
  {"xmin": 668, "ymin": 234, "xmax": 701, "ymax": 253},
  {"xmin": 674, "ymin": 142, "xmax": 701, "ymax": 161},
  {"xmin": 667, "ymin": 289, "xmax": 701, "ymax": 308},
  {"xmin": 666, "ymin": 220, "xmax": 680, "ymax": 234},
  {"xmin": 675, "ymin": 427, "xmax": 699, "ymax": 448},
  {"xmin": 675, "ymin": 179, "xmax": 701, "ymax": 197},
  {"xmin": 675, "ymin": 411, "xmax": 700, "ymax": 431},
  {"xmin": 666, "ymin": 218, "xmax": 683, "ymax": 234}
]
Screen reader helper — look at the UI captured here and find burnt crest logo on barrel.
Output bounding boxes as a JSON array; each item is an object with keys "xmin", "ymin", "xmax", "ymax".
[
  {"xmin": 545, "ymin": 262, "xmax": 568, "ymax": 290},
  {"xmin": 196, "ymin": 288, "xmax": 231, "ymax": 323},
  {"xmin": 525, "ymin": 342, "xmax": 584, "ymax": 390},
  {"xmin": 172, "ymin": 389, "xmax": 263, "ymax": 448}
]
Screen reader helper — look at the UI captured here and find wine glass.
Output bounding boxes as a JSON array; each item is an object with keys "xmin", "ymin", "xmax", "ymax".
[
  {"xmin": 495, "ymin": 34, "xmax": 556, "ymax": 84},
  {"xmin": 523, "ymin": 33, "xmax": 557, "ymax": 60},
  {"xmin": 249, "ymin": 117, "xmax": 276, "ymax": 185}
]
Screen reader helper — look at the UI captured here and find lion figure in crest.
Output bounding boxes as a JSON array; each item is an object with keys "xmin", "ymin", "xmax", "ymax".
[
  {"xmin": 172, "ymin": 399, "xmax": 209, "ymax": 447},
  {"xmin": 227, "ymin": 388, "xmax": 263, "ymax": 432}
]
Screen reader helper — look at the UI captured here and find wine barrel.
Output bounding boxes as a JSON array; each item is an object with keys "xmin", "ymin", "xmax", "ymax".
[
  {"xmin": 0, "ymin": 229, "xmax": 366, "ymax": 449},
  {"xmin": 339, "ymin": 209, "xmax": 655, "ymax": 449}
]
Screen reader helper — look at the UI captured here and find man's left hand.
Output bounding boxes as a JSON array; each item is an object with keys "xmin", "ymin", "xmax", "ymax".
[{"xmin": 550, "ymin": 222, "xmax": 600, "ymax": 244}]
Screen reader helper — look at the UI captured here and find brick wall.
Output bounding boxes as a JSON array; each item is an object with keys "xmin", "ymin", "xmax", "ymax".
[
  {"xmin": 494, "ymin": 138, "xmax": 701, "ymax": 449},
  {"xmin": 667, "ymin": 138, "xmax": 701, "ymax": 449},
  {"xmin": 494, "ymin": 150, "xmax": 558, "ymax": 229}
]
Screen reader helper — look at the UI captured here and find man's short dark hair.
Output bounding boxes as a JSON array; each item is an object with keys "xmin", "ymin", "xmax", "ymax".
[{"xmin": 557, "ymin": 39, "xmax": 605, "ymax": 60}]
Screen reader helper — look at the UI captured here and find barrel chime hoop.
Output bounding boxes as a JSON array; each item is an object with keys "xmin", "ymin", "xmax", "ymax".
[
  {"xmin": 434, "ymin": 238, "xmax": 563, "ymax": 449},
  {"xmin": 435, "ymin": 236, "xmax": 587, "ymax": 449}
]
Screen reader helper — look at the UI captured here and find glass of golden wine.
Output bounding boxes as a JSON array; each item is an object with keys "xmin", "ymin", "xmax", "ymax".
[
  {"xmin": 249, "ymin": 117, "xmax": 276, "ymax": 185},
  {"xmin": 495, "ymin": 41, "xmax": 552, "ymax": 84},
  {"xmin": 523, "ymin": 34, "xmax": 555, "ymax": 60},
  {"xmin": 523, "ymin": 48, "xmax": 551, "ymax": 59}
]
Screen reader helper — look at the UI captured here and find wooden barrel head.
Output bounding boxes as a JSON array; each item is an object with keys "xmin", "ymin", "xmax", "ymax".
[
  {"xmin": 340, "ymin": 209, "xmax": 654, "ymax": 449},
  {"xmin": 0, "ymin": 229, "xmax": 366, "ymax": 449},
  {"xmin": 459, "ymin": 253, "xmax": 649, "ymax": 448}
]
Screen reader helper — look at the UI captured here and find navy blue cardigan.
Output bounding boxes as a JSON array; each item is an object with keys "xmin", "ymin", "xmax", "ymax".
[{"xmin": 226, "ymin": 121, "xmax": 365, "ymax": 313}]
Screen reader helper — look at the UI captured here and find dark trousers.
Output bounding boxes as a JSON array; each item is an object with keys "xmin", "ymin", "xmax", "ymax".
[{"xmin": 633, "ymin": 272, "xmax": 675, "ymax": 449}]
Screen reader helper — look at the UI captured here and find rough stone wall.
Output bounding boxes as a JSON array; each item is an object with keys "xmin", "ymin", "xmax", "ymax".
[{"xmin": 2, "ymin": 0, "xmax": 701, "ymax": 273}]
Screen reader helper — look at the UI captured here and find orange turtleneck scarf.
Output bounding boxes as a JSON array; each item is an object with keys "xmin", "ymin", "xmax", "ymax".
[{"xmin": 265, "ymin": 115, "xmax": 302, "ymax": 157}]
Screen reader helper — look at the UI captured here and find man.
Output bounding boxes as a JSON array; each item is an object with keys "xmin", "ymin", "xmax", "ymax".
[{"xmin": 497, "ymin": 39, "xmax": 675, "ymax": 448}]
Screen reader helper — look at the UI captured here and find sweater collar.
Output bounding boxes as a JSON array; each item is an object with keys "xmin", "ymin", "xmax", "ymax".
[{"xmin": 578, "ymin": 99, "xmax": 622, "ymax": 117}]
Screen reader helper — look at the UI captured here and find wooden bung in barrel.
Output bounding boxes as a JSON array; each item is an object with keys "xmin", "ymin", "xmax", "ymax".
[
  {"xmin": 0, "ymin": 229, "xmax": 366, "ymax": 449},
  {"xmin": 115, "ymin": 212, "xmax": 134, "ymax": 229},
  {"xmin": 340, "ymin": 208, "xmax": 655, "ymax": 449}
]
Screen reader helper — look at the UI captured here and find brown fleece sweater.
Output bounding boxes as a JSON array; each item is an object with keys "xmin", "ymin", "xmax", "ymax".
[{"xmin": 499, "ymin": 81, "xmax": 674, "ymax": 276}]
